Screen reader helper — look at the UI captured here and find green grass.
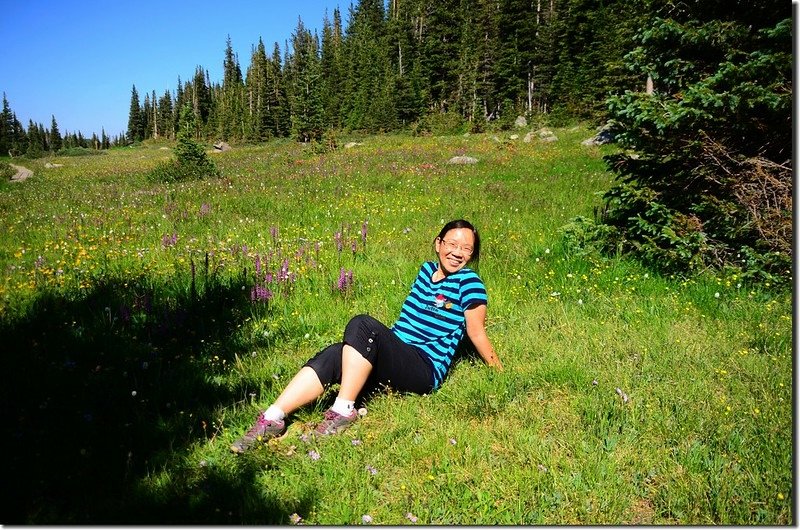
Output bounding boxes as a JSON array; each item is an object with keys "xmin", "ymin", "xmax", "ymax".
[{"xmin": 0, "ymin": 128, "xmax": 792, "ymax": 524}]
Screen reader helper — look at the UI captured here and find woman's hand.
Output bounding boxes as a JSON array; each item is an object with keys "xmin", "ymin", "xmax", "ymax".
[{"xmin": 464, "ymin": 304, "xmax": 503, "ymax": 371}]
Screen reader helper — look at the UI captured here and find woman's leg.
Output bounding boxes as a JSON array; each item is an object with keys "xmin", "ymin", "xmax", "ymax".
[
  {"xmin": 273, "ymin": 366, "xmax": 325, "ymax": 415},
  {"xmin": 338, "ymin": 344, "xmax": 373, "ymax": 401}
]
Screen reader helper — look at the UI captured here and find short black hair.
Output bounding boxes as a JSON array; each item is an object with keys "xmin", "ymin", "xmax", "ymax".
[{"xmin": 435, "ymin": 219, "xmax": 481, "ymax": 268}]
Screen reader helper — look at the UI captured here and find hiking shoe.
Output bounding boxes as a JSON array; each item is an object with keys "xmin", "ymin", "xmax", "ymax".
[
  {"xmin": 315, "ymin": 408, "xmax": 358, "ymax": 435},
  {"xmin": 230, "ymin": 414, "xmax": 286, "ymax": 453}
]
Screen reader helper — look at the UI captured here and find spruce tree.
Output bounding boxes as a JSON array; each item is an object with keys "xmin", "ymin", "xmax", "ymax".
[
  {"xmin": 0, "ymin": 93, "xmax": 14, "ymax": 156},
  {"xmin": 288, "ymin": 19, "xmax": 325, "ymax": 142},
  {"xmin": 25, "ymin": 120, "xmax": 43, "ymax": 158},
  {"xmin": 127, "ymin": 85, "xmax": 143, "ymax": 144},
  {"xmin": 50, "ymin": 115, "xmax": 63, "ymax": 152}
]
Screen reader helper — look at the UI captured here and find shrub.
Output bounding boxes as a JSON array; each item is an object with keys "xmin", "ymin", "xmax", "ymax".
[
  {"xmin": 0, "ymin": 161, "xmax": 14, "ymax": 180},
  {"xmin": 598, "ymin": 11, "xmax": 791, "ymax": 287},
  {"xmin": 148, "ymin": 105, "xmax": 219, "ymax": 183}
]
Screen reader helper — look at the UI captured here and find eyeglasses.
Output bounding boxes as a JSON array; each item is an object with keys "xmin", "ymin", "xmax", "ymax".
[{"xmin": 440, "ymin": 238, "xmax": 474, "ymax": 256}]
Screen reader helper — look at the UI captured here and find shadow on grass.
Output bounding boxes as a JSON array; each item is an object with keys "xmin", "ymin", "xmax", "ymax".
[{"xmin": 1, "ymin": 267, "xmax": 303, "ymax": 524}]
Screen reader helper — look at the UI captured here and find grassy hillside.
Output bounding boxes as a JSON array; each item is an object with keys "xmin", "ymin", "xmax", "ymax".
[{"xmin": 0, "ymin": 128, "xmax": 791, "ymax": 524}]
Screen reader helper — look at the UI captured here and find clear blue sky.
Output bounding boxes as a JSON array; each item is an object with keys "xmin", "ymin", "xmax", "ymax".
[{"xmin": 1, "ymin": 1, "xmax": 346, "ymax": 138}]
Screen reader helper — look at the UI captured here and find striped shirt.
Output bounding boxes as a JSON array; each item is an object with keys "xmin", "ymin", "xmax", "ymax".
[{"xmin": 391, "ymin": 261, "xmax": 488, "ymax": 389}]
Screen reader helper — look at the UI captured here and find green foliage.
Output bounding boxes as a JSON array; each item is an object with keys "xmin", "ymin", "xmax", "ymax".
[
  {"xmin": 598, "ymin": 13, "xmax": 791, "ymax": 287},
  {"xmin": 148, "ymin": 105, "xmax": 219, "ymax": 183},
  {"xmin": 0, "ymin": 160, "xmax": 14, "ymax": 180},
  {"xmin": 411, "ymin": 111, "xmax": 467, "ymax": 136},
  {"xmin": 57, "ymin": 146, "xmax": 104, "ymax": 157}
]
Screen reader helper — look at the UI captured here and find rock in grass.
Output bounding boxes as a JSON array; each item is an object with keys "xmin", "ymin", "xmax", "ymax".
[{"xmin": 447, "ymin": 156, "xmax": 479, "ymax": 165}]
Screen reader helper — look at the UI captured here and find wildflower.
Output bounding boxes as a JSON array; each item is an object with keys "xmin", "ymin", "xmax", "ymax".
[
  {"xmin": 289, "ymin": 513, "xmax": 303, "ymax": 525},
  {"xmin": 449, "ymin": 438, "xmax": 457, "ymax": 445},
  {"xmin": 615, "ymin": 387, "xmax": 629, "ymax": 403},
  {"xmin": 406, "ymin": 512, "xmax": 418, "ymax": 523},
  {"xmin": 358, "ymin": 407, "xmax": 368, "ymax": 417},
  {"xmin": 361, "ymin": 514, "xmax": 373, "ymax": 524},
  {"xmin": 308, "ymin": 450, "xmax": 320, "ymax": 461},
  {"xmin": 403, "ymin": 227, "xmax": 412, "ymax": 234},
  {"xmin": 714, "ymin": 292, "xmax": 720, "ymax": 298},
  {"xmin": 334, "ymin": 231, "xmax": 343, "ymax": 253},
  {"xmin": 592, "ymin": 379, "xmax": 598, "ymax": 386},
  {"xmin": 351, "ymin": 439, "xmax": 362, "ymax": 446},
  {"xmin": 365, "ymin": 465, "xmax": 378, "ymax": 475},
  {"xmin": 361, "ymin": 220, "xmax": 368, "ymax": 244},
  {"xmin": 537, "ymin": 464, "xmax": 548, "ymax": 472}
]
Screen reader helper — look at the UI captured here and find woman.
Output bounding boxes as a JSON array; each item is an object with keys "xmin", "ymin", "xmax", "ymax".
[{"xmin": 231, "ymin": 219, "xmax": 502, "ymax": 453}]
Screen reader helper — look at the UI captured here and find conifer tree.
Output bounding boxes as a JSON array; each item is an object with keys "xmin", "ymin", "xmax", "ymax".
[
  {"xmin": 25, "ymin": 120, "xmax": 43, "ymax": 158},
  {"xmin": 320, "ymin": 9, "xmax": 345, "ymax": 129},
  {"xmin": 287, "ymin": 19, "xmax": 324, "ymax": 142},
  {"xmin": 0, "ymin": 93, "xmax": 14, "ymax": 156},
  {"xmin": 157, "ymin": 90, "xmax": 174, "ymax": 140},
  {"xmin": 127, "ymin": 85, "xmax": 143, "ymax": 143},
  {"xmin": 50, "ymin": 115, "xmax": 63, "ymax": 152}
]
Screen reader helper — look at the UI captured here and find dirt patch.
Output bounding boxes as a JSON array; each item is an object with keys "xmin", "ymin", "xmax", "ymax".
[{"xmin": 10, "ymin": 164, "xmax": 33, "ymax": 182}]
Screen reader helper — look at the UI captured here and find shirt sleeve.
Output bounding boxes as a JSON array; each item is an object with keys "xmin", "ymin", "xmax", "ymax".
[{"xmin": 460, "ymin": 271, "xmax": 488, "ymax": 309}]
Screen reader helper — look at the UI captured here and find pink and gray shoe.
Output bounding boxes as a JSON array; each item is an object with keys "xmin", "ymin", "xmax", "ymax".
[
  {"xmin": 315, "ymin": 408, "xmax": 358, "ymax": 435},
  {"xmin": 230, "ymin": 413, "xmax": 286, "ymax": 453}
]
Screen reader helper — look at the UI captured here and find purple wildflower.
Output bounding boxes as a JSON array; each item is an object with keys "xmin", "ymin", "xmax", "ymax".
[
  {"xmin": 250, "ymin": 285, "xmax": 273, "ymax": 303},
  {"xmin": 406, "ymin": 513, "xmax": 418, "ymax": 523},
  {"xmin": 161, "ymin": 232, "xmax": 178, "ymax": 247},
  {"xmin": 254, "ymin": 255, "xmax": 262, "ymax": 276},
  {"xmin": 334, "ymin": 231, "xmax": 343, "ymax": 253},
  {"xmin": 351, "ymin": 239, "xmax": 358, "ymax": 255},
  {"xmin": 308, "ymin": 449, "xmax": 321, "ymax": 461},
  {"xmin": 365, "ymin": 465, "xmax": 377, "ymax": 475},
  {"xmin": 199, "ymin": 203, "xmax": 211, "ymax": 217},
  {"xmin": 360, "ymin": 220, "xmax": 368, "ymax": 244},
  {"xmin": 361, "ymin": 515, "xmax": 373, "ymax": 524},
  {"xmin": 270, "ymin": 226, "xmax": 279, "ymax": 243}
]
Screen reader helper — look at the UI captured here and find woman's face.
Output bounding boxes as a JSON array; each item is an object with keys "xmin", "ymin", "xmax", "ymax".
[{"xmin": 435, "ymin": 228, "xmax": 475, "ymax": 275}]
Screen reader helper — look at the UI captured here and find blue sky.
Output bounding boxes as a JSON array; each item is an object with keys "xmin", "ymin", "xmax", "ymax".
[{"xmin": 1, "ymin": 1, "xmax": 346, "ymax": 138}]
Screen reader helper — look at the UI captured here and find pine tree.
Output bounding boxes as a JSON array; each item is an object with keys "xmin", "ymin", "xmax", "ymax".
[
  {"xmin": 127, "ymin": 85, "xmax": 143, "ymax": 143},
  {"xmin": 157, "ymin": 90, "xmax": 174, "ymax": 140},
  {"xmin": 287, "ymin": 19, "xmax": 325, "ymax": 142},
  {"xmin": 25, "ymin": 120, "xmax": 43, "ymax": 158},
  {"xmin": 245, "ymin": 38, "xmax": 272, "ymax": 141},
  {"xmin": 0, "ymin": 93, "xmax": 14, "ymax": 156},
  {"xmin": 219, "ymin": 36, "xmax": 246, "ymax": 141},
  {"xmin": 320, "ymin": 8, "xmax": 345, "ymax": 129},
  {"xmin": 50, "ymin": 115, "xmax": 63, "ymax": 152}
]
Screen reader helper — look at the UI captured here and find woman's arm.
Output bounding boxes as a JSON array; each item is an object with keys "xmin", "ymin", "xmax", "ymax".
[{"xmin": 464, "ymin": 304, "xmax": 503, "ymax": 370}]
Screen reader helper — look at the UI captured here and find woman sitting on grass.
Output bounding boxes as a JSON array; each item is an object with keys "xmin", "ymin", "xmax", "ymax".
[{"xmin": 231, "ymin": 219, "xmax": 503, "ymax": 453}]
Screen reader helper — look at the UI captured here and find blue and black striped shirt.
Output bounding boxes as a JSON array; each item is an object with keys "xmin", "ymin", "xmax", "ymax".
[{"xmin": 391, "ymin": 261, "xmax": 488, "ymax": 389}]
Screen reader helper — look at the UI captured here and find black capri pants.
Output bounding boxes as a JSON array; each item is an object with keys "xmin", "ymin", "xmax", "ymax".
[{"xmin": 303, "ymin": 314, "xmax": 435, "ymax": 399}]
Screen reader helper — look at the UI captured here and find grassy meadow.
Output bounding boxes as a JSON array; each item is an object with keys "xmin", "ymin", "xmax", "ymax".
[{"xmin": 0, "ymin": 127, "xmax": 792, "ymax": 524}]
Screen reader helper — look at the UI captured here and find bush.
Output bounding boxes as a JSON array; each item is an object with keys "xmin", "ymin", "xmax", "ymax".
[
  {"xmin": 0, "ymin": 161, "xmax": 14, "ymax": 180},
  {"xmin": 598, "ymin": 13, "xmax": 791, "ymax": 287},
  {"xmin": 148, "ymin": 105, "xmax": 219, "ymax": 183}
]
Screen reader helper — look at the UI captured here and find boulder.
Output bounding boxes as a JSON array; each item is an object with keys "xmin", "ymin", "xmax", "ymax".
[
  {"xmin": 514, "ymin": 115, "xmax": 528, "ymax": 128},
  {"xmin": 447, "ymin": 156, "xmax": 479, "ymax": 165},
  {"xmin": 213, "ymin": 141, "xmax": 231, "ymax": 152},
  {"xmin": 523, "ymin": 132, "xmax": 534, "ymax": 143},
  {"xmin": 344, "ymin": 142, "xmax": 364, "ymax": 149},
  {"xmin": 44, "ymin": 162, "xmax": 63, "ymax": 168},
  {"xmin": 510, "ymin": 134, "xmax": 519, "ymax": 140},
  {"xmin": 536, "ymin": 128, "xmax": 554, "ymax": 138},
  {"xmin": 541, "ymin": 135, "xmax": 558, "ymax": 142}
]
